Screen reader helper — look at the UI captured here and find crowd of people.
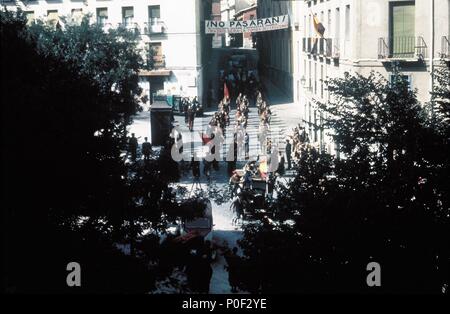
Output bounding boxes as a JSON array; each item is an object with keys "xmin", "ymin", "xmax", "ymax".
[{"xmin": 286, "ymin": 125, "xmax": 311, "ymax": 167}]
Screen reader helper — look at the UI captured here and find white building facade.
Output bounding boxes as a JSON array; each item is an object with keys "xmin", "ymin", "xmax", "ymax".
[
  {"xmin": 220, "ymin": 0, "xmax": 235, "ymax": 46},
  {"xmin": 257, "ymin": 0, "xmax": 294, "ymax": 100},
  {"xmin": 293, "ymin": 0, "xmax": 450, "ymax": 155},
  {"xmin": 2, "ymin": 0, "xmax": 211, "ymax": 108}
]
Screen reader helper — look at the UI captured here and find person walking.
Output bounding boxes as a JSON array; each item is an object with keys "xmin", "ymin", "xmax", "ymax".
[
  {"xmin": 188, "ymin": 105, "xmax": 196, "ymax": 132},
  {"xmin": 129, "ymin": 133, "xmax": 138, "ymax": 161},
  {"xmin": 229, "ymin": 171, "xmax": 241, "ymax": 198},
  {"xmin": 198, "ymin": 252, "xmax": 213, "ymax": 294},
  {"xmin": 225, "ymin": 247, "xmax": 240, "ymax": 293},
  {"xmin": 141, "ymin": 137, "xmax": 152, "ymax": 161},
  {"xmin": 277, "ymin": 152, "xmax": 285, "ymax": 176},
  {"xmin": 191, "ymin": 156, "xmax": 201, "ymax": 181},
  {"xmin": 184, "ymin": 98, "xmax": 189, "ymax": 124},
  {"xmin": 285, "ymin": 139, "xmax": 292, "ymax": 170},
  {"xmin": 203, "ymin": 158, "xmax": 211, "ymax": 181}
]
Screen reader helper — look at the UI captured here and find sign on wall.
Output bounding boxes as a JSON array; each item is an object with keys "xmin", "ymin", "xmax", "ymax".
[{"xmin": 205, "ymin": 15, "xmax": 289, "ymax": 34}]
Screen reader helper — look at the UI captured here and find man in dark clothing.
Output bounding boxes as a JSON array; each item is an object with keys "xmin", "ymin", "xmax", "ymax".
[
  {"xmin": 267, "ymin": 172, "xmax": 276, "ymax": 198},
  {"xmin": 225, "ymin": 247, "xmax": 240, "ymax": 293},
  {"xmin": 188, "ymin": 105, "xmax": 196, "ymax": 132},
  {"xmin": 198, "ymin": 253, "xmax": 213, "ymax": 294},
  {"xmin": 277, "ymin": 153, "xmax": 285, "ymax": 176},
  {"xmin": 184, "ymin": 98, "xmax": 189, "ymax": 124},
  {"xmin": 142, "ymin": 137, "xmax": 152, "ymax": 160},
  {"xmin": 203, "ymin": 158, "xmax": 211, "ymax": 181},
  {"xmin": 285, "ymin": 139, "xmax": 292, "ymax": 170},
  {"xmin": 191, "ymin": 157, "xmax": 201, "ymax": 181},
  {"xmin": 129, "ymin": 133, "xmax": 138, "ymax": 161}
]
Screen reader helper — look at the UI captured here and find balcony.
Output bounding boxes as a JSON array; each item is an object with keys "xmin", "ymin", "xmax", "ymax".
[
  {"xmin": 303, "ymin": 37, "xmax": 340, "ymax": 59},
  {"xmin": 318, "ymin": 38, "xmax": 325, "ymax": 55},
  {"xmin": 441, "ymin": 36, "xmax": 450, "ymax": 59},
  {"xmin": 328, "ymin": 38, "xmax": 340, "ymax": 59},
  {"xmin": 144, "ymin": 20, "xmax": 166, "ymax": 35},
  {"xmin": 151, "ymin": 55, "xmax": 166, "ymax": 69},
  {"xmin": 378, "ymin": 36, "xmax": 427, "ymax": 60},
  {"xmin": 306, "ymin": 38, "xmax": 312, "ymax": 53},
  {"xmin": 118, "ymin": 22, "xmax": 140, "ymax": 33}
]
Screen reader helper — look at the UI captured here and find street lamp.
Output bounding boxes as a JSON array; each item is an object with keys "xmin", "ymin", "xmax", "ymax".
[
  {"xmin": 300, "ymin": 75, "xmax": 306, "ymax": 87},
  {"xmin": 300, "ymin": 75, "xmax": 312, "ymax": 92}
]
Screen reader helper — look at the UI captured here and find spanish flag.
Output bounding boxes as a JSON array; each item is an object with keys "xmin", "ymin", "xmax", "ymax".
[
  {"xmin": 311, "ymin": 13, "xmax": 326, "ymax": 54},
  {"xmin": 313, "ymin": 14, "xmax": 326, "ymax": 37}
]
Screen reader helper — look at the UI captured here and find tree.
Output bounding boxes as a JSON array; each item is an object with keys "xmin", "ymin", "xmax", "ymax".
[
  {"xmin": 1, "ymin": 10, "xmax": 184, "ymax": 293},
  {"xmin": 28, "ymin": 14, "xmax": 148, "ymax": 130},
  {"xmin": 237, "ymin": 69, "xmax": 449, "ymax": 293}
]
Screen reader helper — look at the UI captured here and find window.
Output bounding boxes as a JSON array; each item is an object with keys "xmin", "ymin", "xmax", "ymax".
[
  {"xmin": 314, "ymin": 110, "xmax": 318, "ymax": 142},
  {"xmin": 149, "ymin": 42, "xmax": 164, "ymax": 68},
  {"xmin": 149, "ymin": 5, "xmax": 160, "ymax": 25},
  {"xmin": 320, "ymin": 65, "xmax": 324, "ymax": 98},
  {"xmin": 308, "ymin": 15, "xmax": 312, "ymax": 37},
  {"xmin": 314, "ymin": 63, "xmax": 317, "ymax": 94},
  {"xmin": 389, "ymin": 74, "xmax": 413, "ymax": 90},
  {"xmin": 308, "ymin": 61, "xmax": 312, "ymax": 89},
  {"xmin": 390, "ymin": 1, "xmax": 415, "ymax": 57},
  {"xmin": 335, "ymin": 8, "xmax": 340, "ymax": 39},
  {"xmin": 71, "ymin": 8, "xmax": 83, "ymax": 22},
  {"xmin": 47, "ymin": 10, "xmax": 58, "ymax": 26},
  {"xmin": 25, "ymin": 11, "xmax": 34, "ymax": 25},
  {"xmin": 96, "ymin": 8, "xmax": 108, "ymax": 26},
  {"xmin": 327, "ymin": 10, "xmax": 331, "ymax": 36},
  {"xmin": 122, "ymin": 7, "xmax": 134, "ymax": 26},
  {"xmin": 345, "ymin": 5, "xmax": 350, "ymax": 40},
  {"xmin": 304, "ymin": 16, "xmax": 307, "ymax": 37}
]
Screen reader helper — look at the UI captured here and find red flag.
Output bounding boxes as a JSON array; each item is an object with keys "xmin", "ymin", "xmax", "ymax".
[
  {"xmin": 200, "ymin": 132, "xmax": 212, "ymax": 145},
  {"xmin": 223, "ymin": 82, "xmax": 229, "ymax": 99}
]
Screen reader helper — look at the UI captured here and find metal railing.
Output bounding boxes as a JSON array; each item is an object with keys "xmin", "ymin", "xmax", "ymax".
[
  {"xmin": 378, "ymin": 36, "xmax": 427, "ymax": 59},
  {"xmin": 144, "ymin": 20, "xmax": 166, "ymax": 35},
  {"xmin": 441, "ymin": 36, "xmax": 450, "ymax": 58},
  {"xmin": 95, "ymin": 21, "xmax": 167, "ymax": 37},
  {"xmin": 150, "ymin": 55, "xmax": 166, "ymax": 69},
  {"xmin": 318, "ymin": 38, "xmax": 325, "ymax": 55},
  {"xmin": 302, "ymin": 37, "xmax": 340, "ymax": 58},
  {"xmin": 118, "ymin": 22, "xmax": 140, "ymax": 31},
  {"xmin": 325, "ymin": 38, "xmax": 340, "ymax": 58}
]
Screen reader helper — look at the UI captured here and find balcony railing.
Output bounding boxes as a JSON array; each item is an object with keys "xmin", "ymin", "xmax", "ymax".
[
  {"xmin": 441, "ymin": 36, "xmax": 450, "ymax": 59},
  {"xmin": 325, "ymin": 38, "xmax": 340, "ymax": 59},
  {"xmin": 378, "ymin": 36, "xmax": 427, "ymax": 60},
  {"xmin": 318, "ymin": 38, "xmax": 325, "ymax": 55},
  {"xmin": 151, "ymin": 55, "xmax": 166, "ymax": 69},
  {"xmin": 304, "ymin": 37, "xmax": 340, "ymax": 59},
  {"xmin": 144, "ymin": 20, "xmax": 166, "ymax": 35},
  {"xmin": 118, "ymin": 22, "xmax": 140, "ymax": 31}
]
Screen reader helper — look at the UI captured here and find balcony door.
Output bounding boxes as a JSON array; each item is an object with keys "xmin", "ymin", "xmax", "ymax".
[
  {"xmin": 149, "ymin": 5, "xmax": 160, "ymax": 25},
  {"xmin": 390, "ymin": 1, "xmax": 415, "ymax": 58}
]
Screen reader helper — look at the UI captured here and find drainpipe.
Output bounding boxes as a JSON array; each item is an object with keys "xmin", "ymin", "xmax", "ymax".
[{"xmin": 430, "ymin": 0, "xmax": 435, "ymax": 118}]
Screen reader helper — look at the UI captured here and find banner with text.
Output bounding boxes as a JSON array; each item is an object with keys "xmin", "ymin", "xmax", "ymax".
[{"xmin": 205, "ymin": 15, "xmax": 289, "ymax": 34}]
